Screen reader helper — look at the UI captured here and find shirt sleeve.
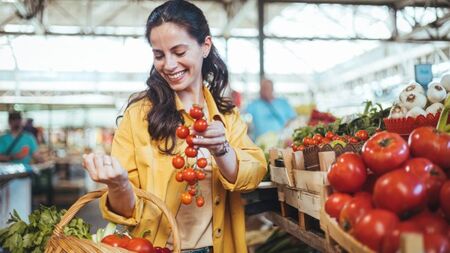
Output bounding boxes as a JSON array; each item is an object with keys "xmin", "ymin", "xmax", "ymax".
[
  {"xmin": 217, "ymin": 108, "xmax": 267, "ymax": 192},
  {"xmin": 99, "ymin": 108, "xmax": 144, "ymax": 226}
]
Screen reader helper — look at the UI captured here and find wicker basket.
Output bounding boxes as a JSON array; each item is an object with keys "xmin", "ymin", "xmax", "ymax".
[
  {"xmin": 303, "ymin": 142, "xmax": 364, "ymax": 171},
  {"xmin": 45, "ymin": 188, "xmax": 181, "ymax": 253}
]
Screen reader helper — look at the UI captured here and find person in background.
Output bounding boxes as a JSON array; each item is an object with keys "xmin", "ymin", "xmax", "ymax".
[
  {"xmin": 0, "ymin": 112, "xmax": 42, "ymax": 164},
  {"xmin": 23, "ymin": 118, "xmax": 38, "ymax": 140},
  {"xmin": 82, "ymin": 1, "xmax": 267, "ymax": 252},
  {"xmin": 245, "ymin": 79, "xmax": 297, "ymax": 140}
]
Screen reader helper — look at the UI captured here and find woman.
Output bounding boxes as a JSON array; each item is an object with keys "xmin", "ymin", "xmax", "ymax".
[{"xmin": 82, "ymin": 1, "xmax": 267, "ymax": 252}]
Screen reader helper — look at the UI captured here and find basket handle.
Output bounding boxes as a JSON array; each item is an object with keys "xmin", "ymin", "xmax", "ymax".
[{"xmin": 52, "ymin": 188, "xmax": 181, "ymax": 253}]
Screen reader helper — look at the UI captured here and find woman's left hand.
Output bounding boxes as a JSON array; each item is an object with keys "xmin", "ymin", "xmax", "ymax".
[{"xmin": 191, "ymin": 120, "xmax": 227, "ymax": 154}]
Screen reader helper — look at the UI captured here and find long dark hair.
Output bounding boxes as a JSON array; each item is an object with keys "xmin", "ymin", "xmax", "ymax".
[{"xmin": 124, "ymin": 0, "xmax": 234, "ymax": 155}]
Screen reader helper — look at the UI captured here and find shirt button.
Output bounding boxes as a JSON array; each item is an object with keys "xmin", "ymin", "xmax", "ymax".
[
  {"xmin": 214, "ymin": 196, "xmax": 220, "ymax": 205},
  {"xmin": 214, "ymin": 228, "xmax": 222, "ymax": 238}
]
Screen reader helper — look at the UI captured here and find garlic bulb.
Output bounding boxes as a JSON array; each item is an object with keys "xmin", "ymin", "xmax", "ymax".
[
  {"xmin": 406, "ymin": 107, "xmax": 427, "ymax": 118},
  {"xmin": 402, "ymin": 93, "xmax": 427, "ymax": 110},
  {"xmin": 425, "ymin": 103, "xmax": 444, "ymax": 115},
  {"xmin": 441, "ymin": 73, "xmax": 450, "ymax": 92},
  {"xmin": 389, "ymin": 104, "xmax": 407, "ymax": 119},
  {"xmin": 427, "ymin": 82, "xmax": 447, "ymax": 103},
  {"xmin": 403, "ymin": 82, "xmax": 425, "ymax": 94}
]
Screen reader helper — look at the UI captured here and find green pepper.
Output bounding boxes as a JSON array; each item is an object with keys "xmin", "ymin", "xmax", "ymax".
[{"xmin": 437, "ymin": 96, "xmax": 450, "ymax": 133}]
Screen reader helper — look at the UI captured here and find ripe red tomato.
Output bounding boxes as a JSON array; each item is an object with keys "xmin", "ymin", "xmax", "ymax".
[
  {"xmin": 196, "ymin": 196, "xmax": 205, "ymax": 207},
  {"xmin": 126, "ymin": 237, "xmax": 155, "ymax": 253},
  {"xmin": 440, "ymin": 181, "xmax": 450, "ymax": 220},
  {"xmin": 193, "ymin": 119, "xmax": 208, "ymax": 132},
  {"xmin": 101, "ymin": 234, "xmax": 131, "ymax": 248},
  {"xmin": 353, "ymin": 209, "xmax": 399, "ymax": 252},
  {"xmin": 181, "ymin": 192, "xmax": 193, "ymax": 205},
  {"xmin": 410, "ymin": 211, "xmax": 448, "ymax": 235},
  {"xmin": 321, "ymin": 138, "xmax": 331, "ymax": 145},
  {"xmin": 348, "ymin": 137, "xmax": 359, "ymax": 144},
  {"xmin": 188, "ymin": 186, "xmax": 197, "ymax": 196},
  {"xmin": 303, "ymin": 137, "xmax": 313, "ymax": 146},
  {"xmin": 182, "ymin": 168, "xmax": 196, "ymax": 182},
  {"xmin": 175, "ymin": 171, "xmax": 183, "ymax": 182},
  {"xmin": 175, "ymin": 125, "xmax": 189, "ymax": 139},
  {"xmin": 196, "ymin": 170, "xmax": 206, "ymax": 180},
  {"xmin": 361, "ymin": 173, "xmax": 377, "ymax": 193},
  {"xmin": 325, "ymin": 131, "xmax": 335, "ymax": 139},
  {"xmin": 189, "ymin": 106, "xmax": 204, "ymax": 119},
  {"xmin": 339, "ymin": 192, "xmax": 373, "ymax": 233},
  {"xmin": 404, "ymin": 158, "xmax": 447, "ymax": 209},
  {"xmin": 373, "ymin": 169, "xmax": 426, "ymax": 217},
  {"xmin": 424, "ymin": 234, "xmax": 449, "ymax": 253},
  {"xmin": 186, "ymin": 134, "xmax": 195, "ymax": 147},
  {"xmin": 197, "ymin": 158, "xmax": 207, "ymax": 168},
  {"xmin": 324, "ymin": 193, "xmax": 352, "ymax": 219},
  {"xmin": 312, "ymin": 134, "xmax": 323, "ymax": 143},
  {"xmin": 362, "ymin": 131, "xmax": 410, "ymax": 175},
  {"xmin": 185, "ymin": 147, "xmax": 198, "ymax": 158},
  {"xmin": 381, "ymin": 221, "xmax": 422, "ymax": 253},
  {"xmin": 171, "ymin": 155, "xmax": 185, "ymax": 169},
  {"xmin": 327, "ymin": 152, "xmax": 367, "ymax": 193},
  {"xmin": 408, "ymin": 127, "xmax": 450, "ymax": 170},
  {"xmin": 355, "ymin": 130, "xmax": 369, "ymax": 141}
]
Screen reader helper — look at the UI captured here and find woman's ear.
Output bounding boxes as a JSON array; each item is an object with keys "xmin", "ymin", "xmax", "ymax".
[{"xmin": 202, "ymin": 36, "xmax": 212, "ymax": 58}]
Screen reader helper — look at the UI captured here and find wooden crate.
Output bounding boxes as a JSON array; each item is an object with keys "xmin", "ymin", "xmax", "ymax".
[
  {"xmin": 269, "ymin": 148, "xmax": 295, "ymax": 187},
  {"xmin": 320, "ymin": 209, "xmax": 425, "ymax": 253}
]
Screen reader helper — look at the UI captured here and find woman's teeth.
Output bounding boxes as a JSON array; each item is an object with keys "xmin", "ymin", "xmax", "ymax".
[{"xmin": 167, "ymin": 70, "xmax": 186, "ymax": 80}]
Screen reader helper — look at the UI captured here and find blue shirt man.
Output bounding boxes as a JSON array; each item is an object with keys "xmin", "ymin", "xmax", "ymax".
[{"xmin": 245, "ymin": 79, "xmax": 296, "ymax": 140}]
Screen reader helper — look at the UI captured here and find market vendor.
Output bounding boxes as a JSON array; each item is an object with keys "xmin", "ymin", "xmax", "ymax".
[{"xmin": 82, "ymin": 1, "xmax": 267, "ymax": 253}]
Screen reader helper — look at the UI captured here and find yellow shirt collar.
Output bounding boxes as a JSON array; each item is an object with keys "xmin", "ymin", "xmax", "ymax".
[{"xmin": 174, "ymin": 86, "xmax": 226, "ymax": 124}]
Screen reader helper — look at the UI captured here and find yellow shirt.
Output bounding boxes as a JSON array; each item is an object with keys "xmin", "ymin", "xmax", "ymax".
[{"xmin": 99, "ymin": 86, "xmax": 267, "ymax": 253}]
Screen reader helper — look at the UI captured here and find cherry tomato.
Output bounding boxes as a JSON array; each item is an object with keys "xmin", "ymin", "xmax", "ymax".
[
  {"xmin": 196, "ymin": 196, "xmax": 205, "ymax": 207},
  {"xmin": 362, "ymin": 131, "xmax": 410, "ymax": 175},
  {"xmin": 355, "ymin": 130, "xmax": 369, "ymax": 141},
  {"xmin": 324, "ymin": 193, "xmax": 352, "ymax": 219},
  {"xmin": 196, "ymin": 170, "xmax": 206, "ymax": 180},
  {"xmin": 353, "ymin": 209, "xmax": 399, "ymax": 252},
  {"xmin": 189, "ymin": 106, "xmax": 204, "ymax": 119},
  {"xmin": 440, "ymin": 181, "xmax": 450, "ymax": 220},
  {"xmin": 185, "ymin": 147, "xmax": 198, "ymax": 158},
  {"xmin": 327, "ymin": 152, "xmax": 367, "ymax": 193},
  {"xmin": 339, "ymin": 192, "xmax": 373, "ymax": 233},
  {"xmin": 381, "ymin": 221, "xmax": 422, "ymax": 253},
  {"xmin": 175, "ymin": 125, "xmax": 189, "ymax": 139},
  {"xmin": 404, "ymin": 158, "xmax": 447, "ymax": 209},
  {"xmin": 373, "ymin": 169, "xmax": 426, "ymax": 217},
  {"xmin": 197, "ymin": 158, "xmax": 207, "ymax": 168},
  {"xmin": 325, "ymin": 131, "xmax": 335, "ymax": 139},
  {"xmin": 424, "ymin": 234, "xmax": 449, "ymax": 253},
  {"xmin": 182, "ymin": 167, "xmax": 196, "ymax": 182},
  {"xmin": 193, "ymin": 119, "xmax": 208, "ymax": 132},
  {"xmin": 172, "ymin": 155, "xmax": 185, "ymax": 169},
  {"xmin": 181, "ymin": 192, "xmax": 193, "ymax": 205},
  {"xmin": 312, "ymin": 134, "xmax": 323, "ymax": 143},
  {"xmin": 303, "ymin": 137, "xmax": 313, "ymax": 146},
  {"xmin": 408, "ymin": 127, "xmax": 450, "ymax": 171},
  {"xmin": 175, "ymin": 171, "xmax": 183, "ymax": 182},
  {"xmin": 101, "ymin": 234, "xmax": 131, "ymax": 248},
  {"xmin": 188, "ymin": 186, "xmax": 197, "ymax": 196},
  {"xmin": 348, "ymin": 137, "xmax": 359, "ymax": 144},
  {"xmin": 126, "ymin": 237, "xmax": 155, "ymax": 253},
  {"xmin": 321, "ymin": 138, "xmax": 331, "ymax": 145},
  {"xmin": 186, "ymin": 134, "xmax": 195, "ymax": 147},
  {"xmin": 410, "ymin": 211, "xmax": 448, "ymax": 235}
]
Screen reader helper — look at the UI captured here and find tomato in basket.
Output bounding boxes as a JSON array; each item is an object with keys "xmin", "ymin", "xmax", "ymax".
[
  {"xmin": 126, "ymin": 237, "xmax": 155, "ymax": 253},
  {"xmin": 101, "ymin": 234, "xmax": 131, "ymax": 248}
]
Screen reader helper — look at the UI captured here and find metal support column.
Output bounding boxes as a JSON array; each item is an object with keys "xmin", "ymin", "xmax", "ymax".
[{"xmin": 258, "ymin": 0, "xmax": 265, "ymax": 81}]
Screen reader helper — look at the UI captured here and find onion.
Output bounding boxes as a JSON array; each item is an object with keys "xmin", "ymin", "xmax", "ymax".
[
  {"xmin": 441, "ymin": 73, "xmax": 450, "ymax": 92},
  {"xmin": 427, "ymin": 82, "xmax": 447, "ymax": 103},
  {"xmin": 389, "ymin": 103, "xmax": 407, "ymax": 119},
  {"xmin": 403, "ymin": 82, "xmax": 425, "ymax": 94},
  {"xmin": 425, "ymin": 103, "xmax": 444, "ymax": 115},
  {"xmin": 402, "ymin": 93, "xmax": 427, "ymax": 110},
  {"xmin": 406, "ymin": 107, "xmax": 427, "ymax": 118}
]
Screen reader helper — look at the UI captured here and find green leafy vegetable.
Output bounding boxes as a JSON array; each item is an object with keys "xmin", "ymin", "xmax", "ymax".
[{"xmin": 0, "ymin": 206, "xmax": 91, "ymax": 253}]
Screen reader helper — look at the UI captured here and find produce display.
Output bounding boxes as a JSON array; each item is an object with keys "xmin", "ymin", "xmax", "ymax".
[
  {"xmin": 174, "ymin": 104, "xmax": 209, "ymax": 207},
  {"xmin": 324, "ymin": 128, "xmax": 450, "ymax": 252}
]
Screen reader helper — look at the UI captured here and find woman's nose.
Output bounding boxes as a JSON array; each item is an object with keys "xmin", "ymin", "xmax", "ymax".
[{"xmin": 164, "ymin": 55, "xmax": 177, "ymax": 71}]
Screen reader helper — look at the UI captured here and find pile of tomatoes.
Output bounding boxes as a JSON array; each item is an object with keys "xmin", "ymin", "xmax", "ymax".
[
  {"xmin": 325, "ymin": 127, "xmax": 450, "ymax": 253},
  {"xmin": 173, "ymin": 104, "xmax": 208, "ymax": 207},
  {"xmin": 292, "ymin": 130, "xmax": 369, "ymax": 152},
  {"xmin": 101, "ymin": 234, "xmax": 171, "ymax": 253}
]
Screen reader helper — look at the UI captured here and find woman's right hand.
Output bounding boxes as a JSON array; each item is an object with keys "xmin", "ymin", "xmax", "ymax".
[{"xmin": 82, "ymin": 153, "xmax": 129, "ymax": 189}]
